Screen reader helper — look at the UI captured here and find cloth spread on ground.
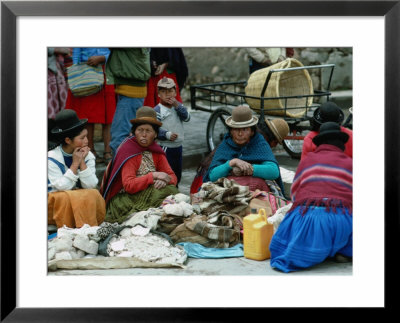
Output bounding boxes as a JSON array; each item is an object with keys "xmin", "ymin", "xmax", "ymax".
[
  {"xmin": 48, "ymin": 189, "xmax": 105, "ymax": 228},
  {"xmin": 122, "ymin": 208, "xmax": 165, "ymax": 230},
  {"xmin": 48, "ymin": 222, "xmax": 187, "ymax": 271},
  {"xmin": 48, "ymin": 256, "xmax": 186, "ymax": 271},
  {"xmin": 290, "ymin": 144, "xmax": 352, "ymax": 214},
  {"xmin": 170, "ymin": 210, "xmax": 242, "ymax": 248},
  {"xmin": 203, "ymin": 132, "xmax": 285, "ymax": 193},
  {"xmin": 105, "ymin": 184, "xmax": 179, "ymax": 224},
  {"xmin": 105, "ymin": 228, "xmax": 187, "ymax": 265},
  {"xmin": 195, "ymin": 177, "xmax": 252, "ymax": 216},
  {"xmin": 177, "ymin": 242, "xmax": 244, "ymax": 258},
  {"xmin": 156, "ymin": 194, "xmax": 193, "ymax": 234}
]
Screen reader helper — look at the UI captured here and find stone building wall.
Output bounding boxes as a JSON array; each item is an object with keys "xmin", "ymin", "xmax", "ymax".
[
  {"xmin": 96, "ymin": 47, "xmax": 352, "ymax": 140},
  {"xmin": 180, "ymin": 47, "xmax": 352, "ymax": 102}
]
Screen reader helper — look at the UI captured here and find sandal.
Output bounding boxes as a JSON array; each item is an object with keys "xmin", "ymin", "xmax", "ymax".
[{"xmin": 103, "ymin": 151, "xmax": 113, "ymax": 164}]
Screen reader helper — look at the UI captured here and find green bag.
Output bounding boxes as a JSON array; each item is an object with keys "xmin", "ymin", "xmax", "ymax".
[{"xmin": 67, "ymin": 63, "xmax": 104, "ymax": 97}]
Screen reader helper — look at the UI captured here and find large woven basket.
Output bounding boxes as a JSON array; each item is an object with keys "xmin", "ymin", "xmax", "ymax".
[{"xmin": 245, "ymin": 58, "xmax": 313, "ymax": 118}]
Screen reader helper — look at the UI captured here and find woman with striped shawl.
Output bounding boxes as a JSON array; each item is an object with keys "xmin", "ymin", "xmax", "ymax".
[
  {"xmin": 100, "ymin": 106, "xmax": 178, "ymax": 224},
  {"xmin": 270, "ymin": 122, "xmax": 352, "ymax": 273}
]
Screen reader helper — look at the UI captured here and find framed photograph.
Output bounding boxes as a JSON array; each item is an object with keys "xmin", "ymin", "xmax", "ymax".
[{"xmin": 1, "ymin": 0, "xmax": 397, "ymax": 320}]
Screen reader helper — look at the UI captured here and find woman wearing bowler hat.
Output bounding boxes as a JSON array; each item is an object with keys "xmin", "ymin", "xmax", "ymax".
[
  {"xmin": 270, "ymin": 122, "xmax": 353, "ymax": 272},
  {"xmin": 100, "ymin": 106, "xmax": 179, "ymax": 224},
  {"xmin": 189, "ymin": 114, "xmax": 289, "ymax": 195},
  {"xmin": 203, "ymin": 105, "xmax": 285, "ymax": 194},
  {"xmin": 48, "ymin": 109, "xmax": 105, "ymax": 229},
  {"xmin": 301, "ymin": 101, "xmax": 353, "ymax": 159}
]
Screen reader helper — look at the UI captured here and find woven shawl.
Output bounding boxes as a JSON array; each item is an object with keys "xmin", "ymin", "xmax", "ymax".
[
  {"xmin": 204, "ymin": 132, "xmax": 284, "ymax": 192},
  {"xmin": 290, "ymin": 144, "xmax": 352, "ymax": 214},
  {"xmin": 100, "ymin": 136, "xmax": 165, "ymax": 204}
]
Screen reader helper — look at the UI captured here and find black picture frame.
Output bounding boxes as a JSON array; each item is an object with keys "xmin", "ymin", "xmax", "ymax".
[{"xmin": 1, "ymin": 1, "xmax": 398, "ymax": 321}]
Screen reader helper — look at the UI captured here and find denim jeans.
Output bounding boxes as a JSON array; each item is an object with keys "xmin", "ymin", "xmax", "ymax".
[
  {"xmin": 160, "ymin": 145, "xmax": 183, "ymax": 184},
  {"xmin": 110, "ymin": 95, "xmax": 144, "ymax": 154}
]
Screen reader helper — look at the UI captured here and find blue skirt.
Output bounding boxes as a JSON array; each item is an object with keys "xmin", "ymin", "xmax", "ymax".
[{"xmin": 269, "ymin": 206, "xmax": 352, "ymax": 273}]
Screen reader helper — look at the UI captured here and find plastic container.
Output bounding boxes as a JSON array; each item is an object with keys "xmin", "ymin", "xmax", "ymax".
[{"xmin": 243, "ymin": 208, "xmax": 274, "ymax": 260}]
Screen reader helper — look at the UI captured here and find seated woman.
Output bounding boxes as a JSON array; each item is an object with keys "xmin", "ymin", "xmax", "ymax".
[
  {"xmin": 190, "ymin": 114, "xmax": 288, "ymax": 195},
  {"xmin": 301, "ymin": 101, "xmax": 353, "ymax": 159},
  {"xmin": 203, "ymin": 105, "xmax": 284, "ymax": 193},
  {"xmin": 270, "ymin": 122, "xmax": 353, "ymax": 273},
  {"xmin": 100, "ymin": 106, "xmax": 179, "ymax": 224},
  {"xmin": 48, "ymin": 110, "xmax": 105, "ymax": 228}
]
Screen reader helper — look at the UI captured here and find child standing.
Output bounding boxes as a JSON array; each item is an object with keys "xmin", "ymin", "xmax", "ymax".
[{"xmin": 154, "ymin": 77, "xmax": 190, "ymax": 184}]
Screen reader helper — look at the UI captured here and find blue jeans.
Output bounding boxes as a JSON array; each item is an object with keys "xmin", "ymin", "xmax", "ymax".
[
  {"xmin": 160, "ymin": 145, "xmax": 183, "ymax": 184},
  {"xmin": 110, "ymin": 95, "xmax": 144, "ymax": 154}
]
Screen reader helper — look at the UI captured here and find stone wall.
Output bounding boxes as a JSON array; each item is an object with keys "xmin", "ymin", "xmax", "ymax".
[
  {"xmin": 180, "ymin": 47, "xmax": 352, "ymax": 102},
  {"xmin": 96, "ymin": 47, "xmax": 352, "ymax": 141}
]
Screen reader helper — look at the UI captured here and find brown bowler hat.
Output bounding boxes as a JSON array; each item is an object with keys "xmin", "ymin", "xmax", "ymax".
[
  {"xmin": 225, "ymin": 105, "xmax": 258, "ymax": 128},
  {"xmin": 130, "ymin": 106, "xmax": 162, "ymax": 127}
]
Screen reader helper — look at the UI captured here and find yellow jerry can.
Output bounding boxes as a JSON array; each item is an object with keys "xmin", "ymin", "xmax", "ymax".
[{"xmin": 243, "ymin": 208, "xmax": 274, "ymax": 261}]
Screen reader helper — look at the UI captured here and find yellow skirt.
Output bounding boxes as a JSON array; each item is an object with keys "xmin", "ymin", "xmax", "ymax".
[{"xmin": 48, "ymin": 188, "xmax": 105, "ymax": 228}]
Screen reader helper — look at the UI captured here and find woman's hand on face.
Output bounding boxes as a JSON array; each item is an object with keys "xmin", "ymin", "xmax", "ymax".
[
  {"xmin": 70, "ymin": 147, "xmax": 86, "ymax": 174},
  {"xmin": 87, "ymin": 55, "xmax": 105, "ymax": 66},
  {"xmin": 78, "ymin": 147, "xmax": 90, "ymax": 170},
  {"xmin": 72, "ymin": 147, "xmax": 85, "ymax": 164},
  {"xmin": 79, "ymin": 146, "xmax": 90, "ymax": 159}
]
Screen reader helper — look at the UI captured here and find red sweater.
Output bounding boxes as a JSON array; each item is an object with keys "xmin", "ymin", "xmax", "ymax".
[
  {"xmin": 121, "ymin": 153, "xmax": 177, "ymax": 194},
  {"xmin": 101, "ymin": 136, "xmax": 177, "ymax": 204},
  {"xmin": 301, "ymin": 126, "xmax": 353, "ymax": 160}
]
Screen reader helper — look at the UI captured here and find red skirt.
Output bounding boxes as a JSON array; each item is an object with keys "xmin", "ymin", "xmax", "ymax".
[
  {"xmin": 143, "ymin": 70, "xmax": 182, "ymax": 107},
  {"xmin": 65, "ymin": 66, "xmax": 116, "ymax": 124}
]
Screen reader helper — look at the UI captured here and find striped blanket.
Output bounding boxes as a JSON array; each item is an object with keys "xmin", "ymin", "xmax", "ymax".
[
  {"xmin": 197, "ymin": 177, "xmax": 252, "ymax": 216},
  {"xmin": 290, "ymin": 144, "xmax": 352, "ymax": 214}
]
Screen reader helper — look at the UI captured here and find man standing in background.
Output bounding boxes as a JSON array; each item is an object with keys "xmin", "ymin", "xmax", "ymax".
[{"xmin": 106, "ymin": 48, "xmax": 151, "ymax": 156}]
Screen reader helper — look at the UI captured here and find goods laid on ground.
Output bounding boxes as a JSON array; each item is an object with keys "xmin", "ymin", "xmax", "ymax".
[
  {"xmin": 48, "ymin": 223, "xmax": 187, "ymax": 271},
  {"xmin": 48, "ymin": 180, "xmax": 292, "ymax": 271}
]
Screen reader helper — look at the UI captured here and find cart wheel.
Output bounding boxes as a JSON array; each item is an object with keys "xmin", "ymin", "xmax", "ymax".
[
  {"xmin": 282, "ymin": 128, "xmax": 309, "ymax": 159},
  {"xmin": 206, "ymin": 107, "xmax": 232, "ymax": 151}
]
